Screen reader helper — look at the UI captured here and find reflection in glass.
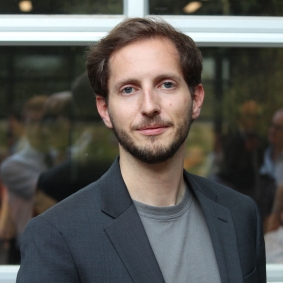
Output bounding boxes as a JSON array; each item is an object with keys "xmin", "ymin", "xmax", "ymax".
[
  {"xmin": 0, "ymin": 45, "xmax": 283, "ymax": 263},
  {"xmin": 0, "ymin": 95, "xmax": 50, "ymax": 264},
  {"xmin": 0, "ymin": 46, "xmax": 119, "ymax": 264},
  {"xmin": 150, "ymin": 0, "xmax": 283, "ymax": 16},
  {"xmin": 0, "ymin": 0, "xmax": 123, "ymax": 14}
]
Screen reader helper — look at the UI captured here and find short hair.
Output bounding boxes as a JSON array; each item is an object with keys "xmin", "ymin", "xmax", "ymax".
[
  {"xmin": 42, "ymin": 91, "xmax": 74, "ymax": 121},
  {"xmin": 86, "ymin": 17, "xmax": 202, "ymax": 99}
]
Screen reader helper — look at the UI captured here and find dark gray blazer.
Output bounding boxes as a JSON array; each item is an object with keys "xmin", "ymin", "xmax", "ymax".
[{"xmin": 17, "ymin": 158, "xmax": 266, "ymax": 283}]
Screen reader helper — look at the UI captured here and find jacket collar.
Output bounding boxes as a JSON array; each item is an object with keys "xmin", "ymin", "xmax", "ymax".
[
  {"xmin": 184, "ymin": 171, "xmax": 243, "ymax": 283},
  {"xmin": 100, "ymin": 158, "xmax": 165, "ymax": 283},
  {"xmin": 100, "ymin": 158, "xmax": 132, "ymax": 218},
  {"xmin": 100, "ymin": 158, "xmax": 242, "ymax": 283}
]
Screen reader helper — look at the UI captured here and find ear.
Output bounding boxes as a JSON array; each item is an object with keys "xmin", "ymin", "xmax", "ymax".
[
  {"xmin": 192, "ymin": 84, "xmax": 205, "ymax": 120},
  {"xmin": 96, "ymin": 95, "xmax": 113, "ymax": 129}
]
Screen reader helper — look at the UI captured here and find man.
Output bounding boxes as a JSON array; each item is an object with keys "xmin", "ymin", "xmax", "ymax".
[
  {"xmin": 17, "ymin": 18, "xmax": 266, "ymax": 282},
  {"xmin": 215, "ymin": 100, "xmax": 265, "ymax": 199},
  {"xmin": 265, "ymin": 184, "xmax": 283, "ymax": 263},
  {"xmin": 0, "ymin": 95, "xmax": 49, "ymax": 263},
  {"xmin": 258, "ymin": 108, "xmax": 283, "ymax": 226},
  {"xmin": 260, "ymin": 108, "xmax": 283, "ymax": 187},
  {"xmin": 35, "ymin": 73, "xmax": 113, "ymax": 209}
]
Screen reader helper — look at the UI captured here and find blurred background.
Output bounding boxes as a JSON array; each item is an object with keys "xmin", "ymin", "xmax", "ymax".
[{"xmin": 0, "ymin": 0, "xmax": 283, "ymax": 266}]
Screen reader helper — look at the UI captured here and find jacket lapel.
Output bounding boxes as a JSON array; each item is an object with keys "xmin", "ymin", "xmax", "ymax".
[
  {"xmin": 100, "ymin": 159, "xmax": 243, "ymax": 283},
  {"xmin": 185, "ymin": 172, "xmax": 243, "ymax": 283},
  {"xmin": 100, "ymin": 159, "xmax": 165, "ymax": 283}
]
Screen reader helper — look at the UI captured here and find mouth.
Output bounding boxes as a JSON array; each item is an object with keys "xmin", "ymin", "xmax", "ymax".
[{"xmin": 136, "ymin": 124, "xmax": 169, "ymax": 136}]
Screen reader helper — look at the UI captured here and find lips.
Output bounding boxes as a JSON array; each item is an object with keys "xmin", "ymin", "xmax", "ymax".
[{"xmin": 137, "ymin": 124, "xmax": 169, "ymax": 135}]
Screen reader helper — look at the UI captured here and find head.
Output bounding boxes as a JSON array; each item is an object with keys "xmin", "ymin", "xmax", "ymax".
[
  {"xmin": 269, "ymin": 108, "xmax": 283, "ymax": 150},
  {"xmin": 237, "ymin": 100, "xmax": 261, "ymax": 134},
  {"xmin": 87, "ymin": 18, "xmax": 204, "ymax": 164},
  {"xmin": 87, "ymin": 17, "xmax": 202, "ymax": 102},
  {"xmin": 22, "ymin": 95, "xmax": 48, "ymax": 150},
  {"xmin": 42, "ymin": 91, "xmax": 74, "ymax": 152}
]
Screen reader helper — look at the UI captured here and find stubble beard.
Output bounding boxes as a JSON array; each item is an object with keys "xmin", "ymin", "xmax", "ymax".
[{"xmin": 109, "ymin": 108, "xmax": 193, "ymax": 164}]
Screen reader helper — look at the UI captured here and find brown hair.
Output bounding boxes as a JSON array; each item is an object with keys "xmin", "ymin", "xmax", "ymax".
[
  {"xmin": 42, "ymin": 91, "xmax": 74, "ymax": 121},
  {"xmin": 86, "ymin": 17, "xmax": 202, "ymax": 99}
]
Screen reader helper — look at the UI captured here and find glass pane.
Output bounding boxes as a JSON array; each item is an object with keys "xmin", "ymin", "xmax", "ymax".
[
  {"xmin": 0, "ymin": 46, "xmax": 119, "ymax": 264},
  {"xmin": 0, "ymin": 45, "xmax": 283, "ymax": 265},
  {"xmin": 0, "ymin": 0, "xmax": 123, "ymax": 14},
  {"xmin": 150, "ymin": 0, "xmax": 283, "ymax": 16},
  {"xmin": 183, "ymin": 48, "xmax": 283, "ymax": 262}
]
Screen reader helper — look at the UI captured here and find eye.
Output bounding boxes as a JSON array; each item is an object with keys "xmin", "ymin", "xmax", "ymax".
[
  {"xmin": 161, "ymin": 82, "xmax": 174, "ymax": 89},
  {"xmin": 121, "ymin": 86, "xmax": 135, "ymax": 94}
]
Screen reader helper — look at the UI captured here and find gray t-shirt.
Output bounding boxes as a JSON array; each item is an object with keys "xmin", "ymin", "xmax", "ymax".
[{"xmin": 133, "ymin": 187, "xmax": 221, "ymax": 283}]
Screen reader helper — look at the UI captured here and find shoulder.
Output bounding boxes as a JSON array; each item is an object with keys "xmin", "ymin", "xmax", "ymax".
[
  {"xmin": 0, "ymin": 155, "xmax": 30, "ymax": 182},
  {"xmin": 40, "ymin": 161, "xmax": 71, "ymax": 180},
  {"xmin": 1, "ymin": 155, "xmax": 20, "ymax": 171},
  {"xmin": 186, "ymin": 172, "xmax": 259, "ymax": 222},
  {"xmin": 1, "ymin": 150, "xmax": 38, "ymax": 175},
  {"xmin": 22, "ymin": 177, "xmax": 112, "ymax": 267},
  {"xmin": 29, "ymin": 159, "xmax": 120, "ymax": 230},
  {"xmin": 31, "ymin": 180, "xmax": 103, "ymax": 230}
]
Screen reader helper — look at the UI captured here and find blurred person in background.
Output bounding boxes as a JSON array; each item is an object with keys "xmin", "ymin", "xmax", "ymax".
[
  {"xmin": 0, "ymin": 95, "xmax": 49, "ymax": 263},
  {"xmin": 6, "ymin": 112, "xmax": 26, "ymax": 155},
  {"xmin": 214, "ymin": 100, "xmax": 265, "ymax": 199},
  {"xmin": 260, "ymin": 108, "xmax": 283, "ymax": 187},
  {"xmin": 41, "ymin": 91, "xmax": 74, "ymax": 166},
  {"xmin": 265, "ymin": 184, "xmax": 283, "ymax": 263},
  {"xmin": 35, "ymin": 73, "xmax": 114, "ymax": 213},
  {"xmin": 258, "ymin": 108, "xmax": 283, "ymax": 225}
]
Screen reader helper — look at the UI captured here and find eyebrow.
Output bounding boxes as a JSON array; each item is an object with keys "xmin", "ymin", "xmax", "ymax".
[
  {"xmin": 113, "ymin": 78, "xmax": 140, "ymax": 90},
  {"xmin": 154, "ymin": 73, "xmax": 182, "ymax": 83},
  {"xmin": 113, "ymin": 72, "xmax": 182, "ymax": 90}
]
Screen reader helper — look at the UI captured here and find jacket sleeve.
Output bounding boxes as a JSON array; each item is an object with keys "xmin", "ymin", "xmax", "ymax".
[{"xmin": 16, "ymin": 216, "xmax": 80, "ymax": 283}]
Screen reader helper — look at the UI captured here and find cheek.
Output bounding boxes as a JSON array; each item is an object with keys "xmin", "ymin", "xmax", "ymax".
[
  {"xmin": 109, "ymin": 103, "xmax": 135, "ymax": 124},
  {"xmin": 169, "ymin": 104, "xmax": 188, "ymax": 120}
]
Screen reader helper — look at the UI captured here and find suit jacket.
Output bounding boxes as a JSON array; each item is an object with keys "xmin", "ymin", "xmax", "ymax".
[{"xmin": 17, "ymin": 158, "xmax": 266, "ymax": 283}]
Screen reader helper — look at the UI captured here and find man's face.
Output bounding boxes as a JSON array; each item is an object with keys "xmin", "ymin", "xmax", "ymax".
[
  {"xmin": 269, "ymin": 111, "xmax": 283, "ymax": 150},
  {"xmin": 97, "ymin": 37, "xmax": 204, "ymax": 164}
]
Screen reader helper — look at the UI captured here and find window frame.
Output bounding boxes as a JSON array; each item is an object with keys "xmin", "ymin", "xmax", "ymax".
[{"xmin": 2, "ymin": 15, "xmax": 283, "ymax": 47}]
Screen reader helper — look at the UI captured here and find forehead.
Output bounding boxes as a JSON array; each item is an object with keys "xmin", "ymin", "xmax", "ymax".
[{"xmin": 108, "ymin": 37, "xmax": 181, "ymax": 77}]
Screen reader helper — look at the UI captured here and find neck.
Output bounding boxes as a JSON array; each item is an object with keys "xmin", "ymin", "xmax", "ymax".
[{"xmin": 119, "ymin": 145, "xmax": 186, "ymax": 207}]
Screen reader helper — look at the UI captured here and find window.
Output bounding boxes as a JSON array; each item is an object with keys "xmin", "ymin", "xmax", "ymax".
[
  {"xmin": 150, "ymin": 0, "xmax": 283, "ymax": 16},
  {"xmin": 0, "ymin": 1, "xmax": 283, "ymax": 280},
  {"xmin": 0, "ymin": 0, "xmax": 123, "ymax": 14}
]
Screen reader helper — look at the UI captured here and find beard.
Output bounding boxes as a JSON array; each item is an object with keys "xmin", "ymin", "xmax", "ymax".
[{"xmin": 109, "ymin": 107, "xmax": 193, "ymax": 164}]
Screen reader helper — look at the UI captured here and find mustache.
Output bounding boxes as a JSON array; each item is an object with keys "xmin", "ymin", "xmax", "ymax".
[{"xmin": 132, "ymin": 116, "xmax": 173, "ymax": 130}]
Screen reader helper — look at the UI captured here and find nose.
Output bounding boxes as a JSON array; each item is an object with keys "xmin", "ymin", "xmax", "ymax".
[{"xmin": 140, "ymin": 89, "xmax": 161, "ymax": 117}]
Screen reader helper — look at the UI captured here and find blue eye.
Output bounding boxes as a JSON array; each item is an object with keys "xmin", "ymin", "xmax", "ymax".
[
  {"xmin": 162, "ymin": 82, "xmax": 174, "ymax": 88},
  {"xmin": 122, "ymin": 87, "xmax": 134, "ymax": 94}
]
